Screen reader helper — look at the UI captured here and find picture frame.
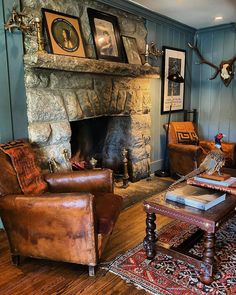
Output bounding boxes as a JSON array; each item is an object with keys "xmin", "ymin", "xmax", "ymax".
[
  {"xmin": 42, "ymin": 8, "xmax": 86, "ymax": 58},
  {"xmin": 87, "ymin": 8, "xmax": 125, "ymax": 63},
  {"xmin": 161, "ymin": 46, "xmax": 186, "ymax": 114},
  {"xmin": 122, "ymin": 36, "xmax": 142, "ymax": 65}
]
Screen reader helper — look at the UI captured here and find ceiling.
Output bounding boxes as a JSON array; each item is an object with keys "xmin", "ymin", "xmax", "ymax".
[{"xmin": 128, "ymin": 0, "xmax": 236, "ymax": 29}]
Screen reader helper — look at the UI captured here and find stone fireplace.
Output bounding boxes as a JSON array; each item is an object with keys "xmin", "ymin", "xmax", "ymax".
[{"xmin": 22, "ymin": 0, "xmax": 160, "ymax": 181}]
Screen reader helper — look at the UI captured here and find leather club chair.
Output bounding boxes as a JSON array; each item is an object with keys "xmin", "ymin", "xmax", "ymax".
[
  {"xmin": 166, "ymin": 121, "xmax": 236, "ymax": 176},
  {"xmin": 0, "ymin": 144, "xmax": 123, "ymax": 276}
]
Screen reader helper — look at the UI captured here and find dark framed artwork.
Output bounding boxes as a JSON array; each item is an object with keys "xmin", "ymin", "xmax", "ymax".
[
  {"xmin": 42, "ymin": 8, "xmax": 86, "ymax": 57},
  {"xmin": 87, "ymin": 8, "xmax": 125, "ymax": 62},
  {"xmin": 122, "ymin": 36, "xmax": 142, "ymax": 65},
  {"xmin": 161, "ymin": 46, "xmax": 186, "ymax": 114}
]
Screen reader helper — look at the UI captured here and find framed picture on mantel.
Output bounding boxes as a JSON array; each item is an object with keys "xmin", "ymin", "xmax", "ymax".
[
  {"xmin": 87, "ymin": 8, "xmax": 125, "ymax": 63},
  {"xmin": 161, "ymin": 46, "xmax": 186, "ymax": 114},
  {"xmin": 42, "ymin": 8, "xmax": 86, "ymax": 58}
]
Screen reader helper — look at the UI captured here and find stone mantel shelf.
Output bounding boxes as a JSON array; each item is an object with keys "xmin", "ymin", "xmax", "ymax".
[{"xmin": 24, "ymin": 53, "xmax": 160, "ymax": 78}]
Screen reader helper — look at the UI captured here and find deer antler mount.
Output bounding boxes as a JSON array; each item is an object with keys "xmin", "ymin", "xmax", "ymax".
[{"xmin": 188, "ymin": 43, "xmax": 236, "ymax": 87}]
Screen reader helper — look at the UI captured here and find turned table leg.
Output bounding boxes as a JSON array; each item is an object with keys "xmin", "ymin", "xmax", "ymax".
[
  {"xmin": 200, "ymin": 232, "xmax": 215, "ymax": 285},
  {"xmin": 143, "ymin": 212, "xmax": 156, "ymax": 260}
]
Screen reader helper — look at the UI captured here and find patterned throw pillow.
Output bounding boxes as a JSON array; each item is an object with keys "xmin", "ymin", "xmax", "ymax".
[
  {"xmin": 0, "ymin": 140, "xmax": 48, "ymax": 195},
  {"xmin": 176, "ymin": 131, "xmax": 199, "ymax": 145}
]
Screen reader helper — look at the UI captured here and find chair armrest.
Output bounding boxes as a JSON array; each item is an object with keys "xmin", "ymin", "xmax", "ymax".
[
  {"xmin": 168, "ymin": 144, "xmax": 206, "ymax": 175},
  {"xmin": 168, "ymin": 143, "xmax": 206, "ymax": 157},
  {"xmin": 44, "ymin": 168, "xmax": 114, "ymax": 194},
  {"xmin": 0, "ymin": 192, "xmax": 98, "ymax": 265}
]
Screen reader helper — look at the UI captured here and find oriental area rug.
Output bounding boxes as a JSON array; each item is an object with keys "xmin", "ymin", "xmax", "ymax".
[{"xmin": 104, "ymin": 216, "xmax": 236, "ymax": 295}]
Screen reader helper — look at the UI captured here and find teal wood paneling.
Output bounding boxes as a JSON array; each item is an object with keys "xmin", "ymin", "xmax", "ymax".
[
  {"xmin": 191, "ymin": 24, "xmax": 236, "ymax": 142},
  {"xmin": 0, "ymin": 0, "xmax": 13, "ymax": 142},
  {"xmin": 3, "ymin": 0, "xmax": 28, "ymax": 139},
  {"xmin": 146, "ymin": 20, "xmax": 195, "ymax": 171}
]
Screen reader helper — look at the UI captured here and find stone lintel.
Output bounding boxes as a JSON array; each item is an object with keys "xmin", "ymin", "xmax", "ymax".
[{"xmin": 24, "ymin": 53, "xmax": 160, "ymax": 78}]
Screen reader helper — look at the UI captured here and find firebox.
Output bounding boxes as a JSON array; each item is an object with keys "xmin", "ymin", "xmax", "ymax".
[{"xmin": 70, "ymin": 116, "xmax": 130, "ymax": 174}]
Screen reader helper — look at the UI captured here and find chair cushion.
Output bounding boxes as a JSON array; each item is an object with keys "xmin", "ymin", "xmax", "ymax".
[
  {"xmin": 169, "ymin": 122, "xmax": 199, "ymax": 145},
  {"xmin": 94, "ymin": 192, "xmax": 123, "ymax": 235}
]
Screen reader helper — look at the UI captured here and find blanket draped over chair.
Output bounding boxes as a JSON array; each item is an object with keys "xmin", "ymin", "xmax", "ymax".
[{"xmin": 0, "ymin": 140, "xmax": 47, "ymax": 194}]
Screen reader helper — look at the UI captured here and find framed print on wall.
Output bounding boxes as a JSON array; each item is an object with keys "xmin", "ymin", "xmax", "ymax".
[
  {"xmin": 87, "ymin": 8, "xmax": 125, "ymax": 63},
  {"xmin": 42, "ymin": 8, "xmax": 86, "ymax": 58},
  {"xmin": 122, "ymin": 36, "xmax": 142, "ymax": 65},
  {"xmin": 161, "ymin": 46, "xmax": 186, "ymax": 114}
]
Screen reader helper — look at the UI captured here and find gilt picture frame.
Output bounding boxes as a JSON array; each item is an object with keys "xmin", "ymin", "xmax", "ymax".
[
  {"xmin": 87, "ymin": 8, "xmax": 125, "ymax": 62},
  {"xmin": 42, "ymin": 8, "xmax": 86, "ymax": 58},
  {"xmin": 161, "ymin": 46, "xmax": 186, "ymax": 114}
]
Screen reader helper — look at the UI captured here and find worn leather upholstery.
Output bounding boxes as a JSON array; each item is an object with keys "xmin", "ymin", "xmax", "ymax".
[
  {"xmin": 166, "ymin": 122, "xmax": 236, "ymax": 176},
  {"xmin": 0, "ymin": 148, "xmax": 122, "ymax": 275}
]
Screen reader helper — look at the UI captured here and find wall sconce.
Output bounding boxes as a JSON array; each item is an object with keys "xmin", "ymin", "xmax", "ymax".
[
  {"xmin": 4, "ymin": 5, "xmax": 45, "ymax": 53},
  {"xmin": 4, "ymin": 5, "xmax": 35, "ymax": 34},
  {"xmin": 143, "ymin": 42, "xmax": 163, "ymax": 66}
]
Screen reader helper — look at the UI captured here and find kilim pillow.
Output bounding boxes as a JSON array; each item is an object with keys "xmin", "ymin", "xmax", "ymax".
[
  {"xmin": 0, "ymin": 140, "xmax": 48, "ymax": 195},
  {"xmin": 176, "ymin": 131, "xmax": 199, "ymax": 145}
]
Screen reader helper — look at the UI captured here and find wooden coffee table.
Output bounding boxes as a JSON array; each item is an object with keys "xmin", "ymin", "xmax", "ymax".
[{"xmin": 143, "ymin": 184, "xmax": 236, "ymax": 285}]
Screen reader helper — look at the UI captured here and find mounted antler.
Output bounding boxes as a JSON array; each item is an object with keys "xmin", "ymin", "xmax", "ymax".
[{"xmin": 188, "ymin": 42, "xmax": 236, "ymax": 87}]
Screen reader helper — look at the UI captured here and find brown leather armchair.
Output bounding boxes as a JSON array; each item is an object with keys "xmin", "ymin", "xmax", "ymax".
[
  {"xmin": 0, "ymin": 145, "xmax": 123, "ymax": 276},
  {"xmin": 166, "ymin": 121, "xmax": 236, "ymax": 176}
]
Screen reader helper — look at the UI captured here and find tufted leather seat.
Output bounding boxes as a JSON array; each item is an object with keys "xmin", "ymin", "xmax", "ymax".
[{"xmin": 0, "ymin": 143, "xmax": 123, "ymax": 276}]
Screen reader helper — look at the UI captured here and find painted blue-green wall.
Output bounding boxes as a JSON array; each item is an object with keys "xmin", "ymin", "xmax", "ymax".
[
  {"xmin": 0, "ymin": 0, "xmax": 28, "ymax": 142},
  {"xmin": 191, "ymin": 24, "xmax": 236, "ymax": 142},
  {"xmin": 146, "ymin": 20, "xmax": 195, "ymax": 171}
]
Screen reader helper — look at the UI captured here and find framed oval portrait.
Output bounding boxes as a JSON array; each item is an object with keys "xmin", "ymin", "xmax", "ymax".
[{"xmin": 42, "ymin": 8, "xmax": 85, "ymax": 58}]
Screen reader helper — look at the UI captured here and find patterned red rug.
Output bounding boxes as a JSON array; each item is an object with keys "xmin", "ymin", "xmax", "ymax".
[{"xmin": 105, "ymin": 216, "xmax": 236, "ymax": 294}]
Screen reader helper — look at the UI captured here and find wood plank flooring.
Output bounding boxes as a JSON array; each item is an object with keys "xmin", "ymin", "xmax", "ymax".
[{"xmin": 0, "ymin": 190, "xmax": 171, "ymax": 295}]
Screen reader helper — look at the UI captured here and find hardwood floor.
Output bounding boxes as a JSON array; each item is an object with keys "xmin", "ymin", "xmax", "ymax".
[{"xmin": 0, "ymin": 197, "xmax": 171, "ymax": 295}]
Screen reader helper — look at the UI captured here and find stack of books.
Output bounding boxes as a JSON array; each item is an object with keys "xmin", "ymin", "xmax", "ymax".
[
  {"xmin": 165, "ymin": 185, "xmax": 226, "ymax": 210},
  {"xmin": 187, "ymin": 176, "xmax": 236, "ymax": 195}
]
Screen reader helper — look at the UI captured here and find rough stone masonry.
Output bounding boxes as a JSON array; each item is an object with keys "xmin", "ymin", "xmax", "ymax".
[{"xmin": 22, "ymin": 0, "xmax": 159, "ymax": 181}]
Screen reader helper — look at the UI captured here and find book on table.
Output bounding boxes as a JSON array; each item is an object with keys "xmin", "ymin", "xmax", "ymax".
[
  {"xmin": 187, "ymin": 178, "xmax": 236, "ymax": 195},
  {"xmin": 165, "ymin": 185, "xmax": 226, "ymax": 210},
  {"xmin": 193, "ymin": 176, "xmax": 236, "ymax": 187}
]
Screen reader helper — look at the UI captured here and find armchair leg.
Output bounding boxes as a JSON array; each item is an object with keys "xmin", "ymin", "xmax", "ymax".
[
  {"xmin": 88, "ymin": 265, "xmax": 95, "ymax": 276},
  {"xmin": 11, "ymin": 254, "xmax": 20, "ymax": 266}
]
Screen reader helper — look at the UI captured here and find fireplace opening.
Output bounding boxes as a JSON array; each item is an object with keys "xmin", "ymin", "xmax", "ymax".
[
  {"xmin": 70, "ymin": 117, "xmax": 109, "ymax": 169},
  {"xmin": 70, "ymin": 116, "xmax": 130, "ymax": 173}
]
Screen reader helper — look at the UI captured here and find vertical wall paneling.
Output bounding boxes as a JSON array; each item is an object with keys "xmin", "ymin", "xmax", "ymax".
[
  {"xmin": 146, "ymin": 20, "xmax": 195, "ymax": 171},
  {"xmin": 0, "ymin": 0, "xmax": 13, "ymax": 142},
  {"xmin": 3, "ymin": 0, "xmax": 28, "ymax": 139},
  {"xmin": 191, "ymin": 24, "xmax": 236, "ymax": 142}
]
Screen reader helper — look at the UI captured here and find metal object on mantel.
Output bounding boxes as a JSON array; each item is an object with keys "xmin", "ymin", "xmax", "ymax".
[
  {"xmin": 121, "ymin": 148, "xmax": 129, "ymax": 188},
  {"xmin": 143, "ymin": 42, "xmax": 163, "ymax": 66},
  {"xmin": 34, "ymin": 17, "xmax": 45, "ymax": 53}
]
